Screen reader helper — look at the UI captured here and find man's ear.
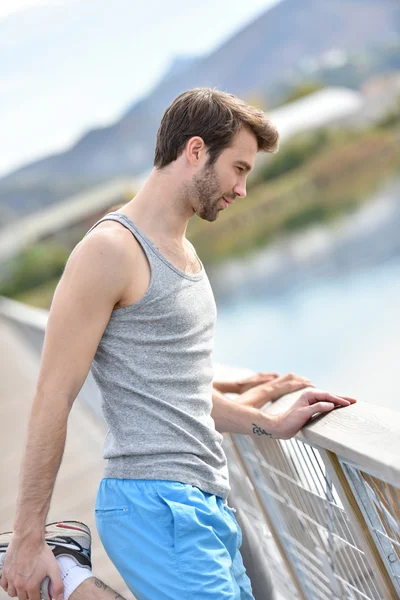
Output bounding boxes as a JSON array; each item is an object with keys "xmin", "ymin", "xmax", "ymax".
[{"xmin": 186, "ymin": 136, "xmax": 207, "ymax": 167}]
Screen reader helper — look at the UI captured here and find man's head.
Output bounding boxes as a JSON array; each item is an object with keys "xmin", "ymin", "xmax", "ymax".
[{"xmin": 153, "ymin": 88, "xmax": 278, "ymax": 222}]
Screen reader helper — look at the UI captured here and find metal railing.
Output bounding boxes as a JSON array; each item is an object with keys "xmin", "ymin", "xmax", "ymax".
[{"xmin": 222, "ymin": 383, "xmax": 400, "ymax": 599}]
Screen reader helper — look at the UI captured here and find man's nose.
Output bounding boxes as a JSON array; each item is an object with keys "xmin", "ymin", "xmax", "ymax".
[{"xmin": 233, "ymin": 182, "xmax": 246, "ymax": 199}]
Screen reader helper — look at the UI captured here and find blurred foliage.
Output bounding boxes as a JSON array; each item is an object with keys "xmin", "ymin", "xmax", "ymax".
[
  {"xmin": 0, "ymin": 241, "xmax": 69, "ymax": 299},
  {"xmin": 242, "ymin": 92, "xmax": 268, "ymax": 111},
  {"xmin": 253, "ymin": 129, "xmax": 332, "ymax": 184},
  {"xmin": 278, "ymin": 81, "xmax": 325, "ymax": 106},
  {"xmin": 376, "ymin": 96, "xmax": 400, "ymax": 129},
  {"xmin": 13, "ymin": 277, "xmax": 60, "ymax": 308}
]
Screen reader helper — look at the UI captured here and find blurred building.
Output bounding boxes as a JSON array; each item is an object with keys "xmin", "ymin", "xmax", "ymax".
[
  {"xmin": 0, "ymin": 178, "xmax": 137, "ymax": 268},
  {"xmin": 269, "ymin": 86, "xmax": 365, "ymax": 142}
]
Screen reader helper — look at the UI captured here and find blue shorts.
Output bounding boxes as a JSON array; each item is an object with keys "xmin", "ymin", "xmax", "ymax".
[{"xmin": 95, "ymin": 478, "xmax": 254, "ymax": 600}]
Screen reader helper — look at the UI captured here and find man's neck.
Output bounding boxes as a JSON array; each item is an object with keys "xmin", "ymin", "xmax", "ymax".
[{"xmin": 121, "ymin": 168, "xmax": 194, "ymax": 245}]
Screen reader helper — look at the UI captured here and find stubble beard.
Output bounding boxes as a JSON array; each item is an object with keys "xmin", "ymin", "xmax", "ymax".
[{"xmin": 192, "ymin": 164, "xmax": 224, "ymax": 222}]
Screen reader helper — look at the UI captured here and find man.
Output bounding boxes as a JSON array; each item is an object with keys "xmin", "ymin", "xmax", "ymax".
[{"xmin": 0, "ymin": 88, "xmax": 356, "ymax": 600}]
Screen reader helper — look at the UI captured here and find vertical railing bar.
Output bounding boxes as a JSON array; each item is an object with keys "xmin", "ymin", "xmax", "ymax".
[
  {"xmin": 326, "ymin": 496, "xmax": 377, "ymax": 600},
  {"xmin": 294, "ymin": 575, "xmax": 331, "ymax": 600},
  {"xmin": 268, "ymin": 439, "xmax": 373, "ymax": 598},
  {"xmin": 289, "ymin": 439, "xmax": 315, "ymax": 493},
  {"xmin": 321, "ymin": 450, "xmax": 398, "ymax": 599},
  {"xmin": 298, "ymin": 448, "xmax": 366, "ymax": 594},
  {"xmin": 296, "ymin": 442, "xmax": 339, "ymax": 533},
  {"xmin": 327, "ymin": 464, "xmax": 375, "ymax": 599},
  {"xmin": 263, "ymin": 440, "xmax": 345, "ymax": 597},
  {"xmin": 232, "ymin": 434, "xmax": 311, "ymax": 600},
  {"xmin": 376, "ymin": 478, "xmax": 394, "ymax": 513},
  {"xmin": 256, "ymin": 442, "xmax": 322, "ymax": 554},
  {"xmin": 250, "ymin": 440, "xmax": 323, "ymax": 599},
  {"xmin": 290, "ymin": 555, "xmax": 329, "ymax": 596},
  {"xmin": 297, "ymin": 439, "xmax": 325, "ymax": 497},
  {"xmin": 343, "ymin": 462, "xmax": 400, "ymax": 589},
  {"xmin": 301, "ymin": 442, "xmax": 327, "ymax": 497},
  {"xmin": 385, "ymin": 484, "xmax": 400, "ymax": 527},
  {"xmin": 285, "ymin": 439, "xmax": 323, "ymax": 525},
  {"xmin": 289, "ymin": 546, "xmax": 331, "ymax": 583},
  {"xmin": 270, "ymin": 440, "xmax": 379, "ymax": 598},
  {"xmin": 289, "ymin": 440, "xmax": 335, "ymax": 556},
  {"xmin": 225, "ymin": 437, "xmax": 304, "ymax": 598},
  {"xmin": 336, "ymin": 513, "xmax": 378, "ymax": 599},
  {"xmin": 330, "ymin": 546, "xmax": 367, "ymax": 600},
  {"xmin": 224, "ymin": 437, "xmax": 302, "ymax": 598},
  {"xmin": 365, "ymin": 474, "xmax": 400, "ymax": 539},
  {"xmin": 324, "ymin": 471, "xmax": 342, "ymax": 594},
  {"xmin": 263, "ymin": 440, "xmax": 309, "ymax": 522},
  {"xmin": 363, "ymin": 472, "xmax": 392, "ymax": 532},
  {"xmin": 345, "ymin": 467, "xmax": 398, "ymax": 598}
]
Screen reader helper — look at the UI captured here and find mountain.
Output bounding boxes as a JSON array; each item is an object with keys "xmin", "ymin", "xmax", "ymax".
[{"xmin": 1, "ymin": 0, "xmax": 399, "ymax": 219}]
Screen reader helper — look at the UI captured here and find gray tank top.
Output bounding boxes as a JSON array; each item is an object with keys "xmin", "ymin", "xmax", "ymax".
[{"xmin": 85, "ymin": 212, "xmax": 230, "ymax": 499}]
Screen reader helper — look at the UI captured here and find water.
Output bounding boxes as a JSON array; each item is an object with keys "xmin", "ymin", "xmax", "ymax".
[{"xmin": 212, "ymin": 178, "xmax": 400, "ymax": 412}]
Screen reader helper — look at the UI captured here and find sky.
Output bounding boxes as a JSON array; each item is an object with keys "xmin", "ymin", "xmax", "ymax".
[{"xmin": 0, "ymin": 0, "xmax": 280, "ymax": 178}]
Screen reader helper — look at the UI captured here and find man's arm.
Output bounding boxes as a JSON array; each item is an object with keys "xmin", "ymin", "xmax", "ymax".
[
  {"xmin": 229, "ymin": 373, "xmax": 313, "ymax": 408},
  {"xmin": 2, "ymin": 227, "xmax": 133, "ymax": 600},
  {"xmin": 213, "ymin": 371, "xmax": 278, "ymax": 394},
  {"xmin": 211, "ymin": 388, "xmax": 278, "ymax": 437},
  {"xmin": 211, "ymin": 387, "xmax": 356, "ymax": 440}
]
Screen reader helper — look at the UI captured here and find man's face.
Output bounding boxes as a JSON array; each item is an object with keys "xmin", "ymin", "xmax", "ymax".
[{"xmin": 192, "ymin": 127, "xmax": 257, "ymax": 222}]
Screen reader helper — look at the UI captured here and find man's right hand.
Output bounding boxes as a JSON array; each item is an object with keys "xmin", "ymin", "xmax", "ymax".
[{"xmin": 1, "ymin": 534, "xmax": 64, "ymax": 600}]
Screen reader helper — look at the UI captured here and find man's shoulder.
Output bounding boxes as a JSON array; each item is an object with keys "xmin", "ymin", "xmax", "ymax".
[
  {"xmin": 68, "ymin": 220, "xmax": 141, "ymax": 282},
  {"xmin": 80, "ymin": 220, "xmax": 141, "ymax": 260}
]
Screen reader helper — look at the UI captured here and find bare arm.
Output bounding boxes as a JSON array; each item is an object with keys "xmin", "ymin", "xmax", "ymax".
[
  {"xmin": 213, "ymin": 371, "xmax": 279, "ymax": 394},
  {"xmin": 211, "ymin": 388, "xmax": 278, "ymax": 436},
  {"xmin": 2, "ymin": 228, "xmax": 133, "ymax": 600},
  {"xmin": 211, "ymin": 387, "xmax": 356, "ymax": 439}
]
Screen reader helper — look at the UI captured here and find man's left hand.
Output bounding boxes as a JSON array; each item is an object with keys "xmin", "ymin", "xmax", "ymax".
[{"xmin": 237, "ymin": 372, "xmax": 314, "ymax": 409}]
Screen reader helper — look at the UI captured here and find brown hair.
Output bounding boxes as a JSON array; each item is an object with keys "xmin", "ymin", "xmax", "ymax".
[{"xmin": 154, "ymin": 88, "xmax": 279, "ymax": 169}]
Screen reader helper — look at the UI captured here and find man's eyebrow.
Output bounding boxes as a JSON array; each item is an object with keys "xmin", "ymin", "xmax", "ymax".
[{"xmin": 236, "ymin": 160, "xmax": 253, "ymax": 172}]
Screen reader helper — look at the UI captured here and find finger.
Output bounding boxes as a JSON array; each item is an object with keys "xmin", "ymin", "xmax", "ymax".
[
  {"xmin": 26, "ymin": 581, "xmax": 43, "ymax": 600},
  {"xmin": 286, "ymin": 373, "xmax": 309, "ymax": 381},
  {"xmin": 7, "ymin": 583, "xmax": 17, "ymax": 597},
  {"xmin": 293, "ymin": 376, "xmax": 313, "ymax": 385},
  {"xmin": 292, "ymin": 381, "xmax": 314, "ymax": 391},
  {"xmin": 260, "ymin": 372, "xmax": 279, "ymax": 380},
  {"xmin": 307, "ymin": 401, "xmax": 336, "ymax": 416},
  {"xmin": 48, "ymin": 562, "xmax": 63, "ymax": 600},
  {"xmin": 304, "ymin": 391, "xmax": 351, "ymax": 406},
  {"xmin": 334, "ymin": 394, "xmax": 357, "ymax": 403},
  {"xmin": 1, "ymin": 573, "xmax": 8, "ymax": 593},
  {"xmin": 16, "ymin": 588, "xmax": 28, "ymax": 600}
]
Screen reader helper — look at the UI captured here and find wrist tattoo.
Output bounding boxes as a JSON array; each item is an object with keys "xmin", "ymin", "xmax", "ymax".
[
  {"xmin": 252, "ymin": 423, "xmax": 273, "ymax": 438},
  {"xmin": 95, "ymin": 579, "xmax": 109, "ymax": 591}
]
